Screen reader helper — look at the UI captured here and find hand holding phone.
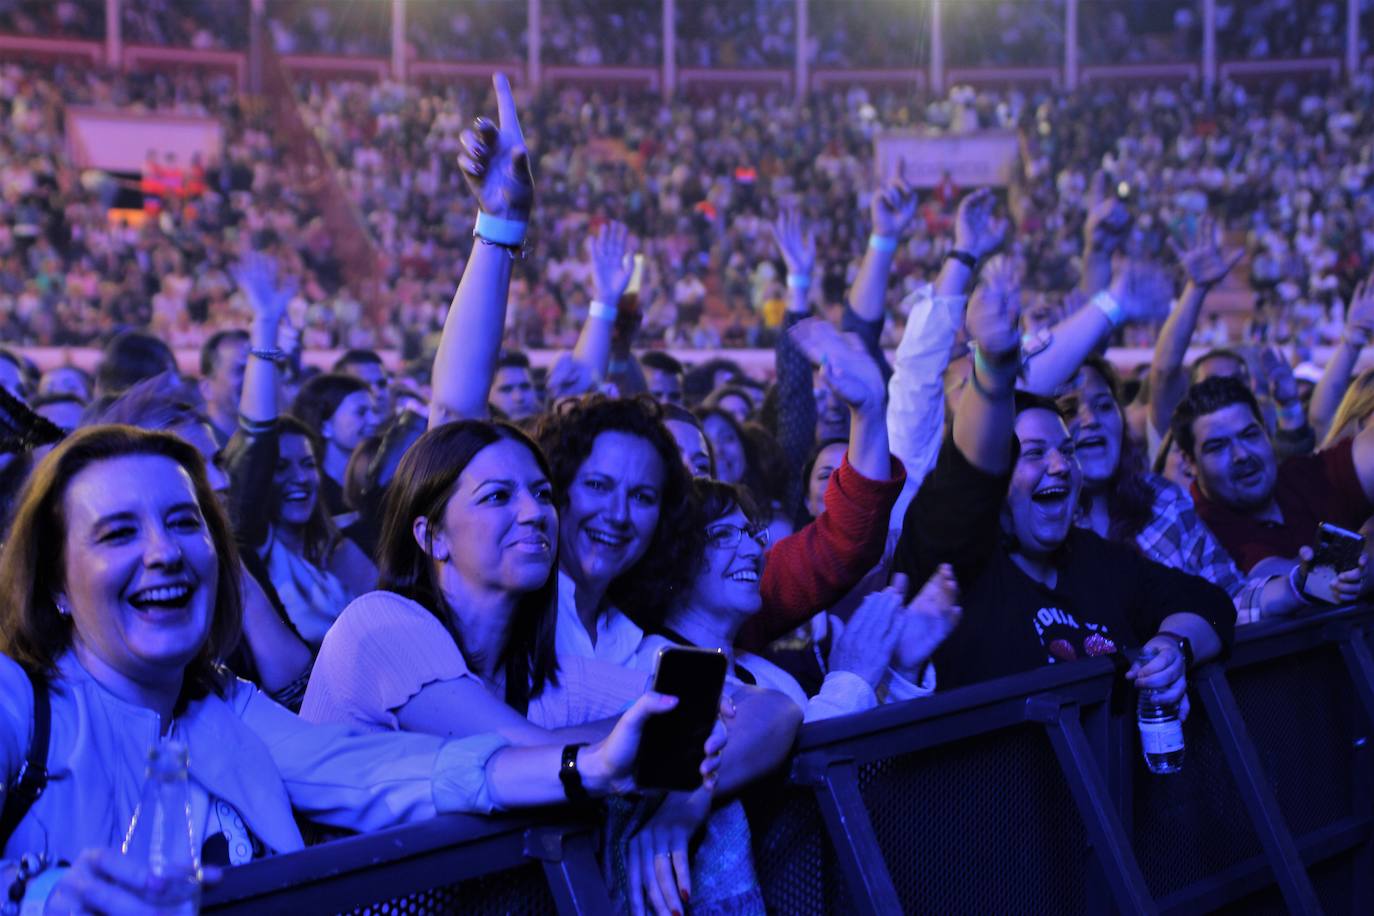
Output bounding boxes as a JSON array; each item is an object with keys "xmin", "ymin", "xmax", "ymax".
[
  {"xmin": 633, "ymin": 647, "xmax": 728, "ymax": 792},
  {"xmin": 1300, "ymin": 522, "xmax": 1366, "ymax": 605}
]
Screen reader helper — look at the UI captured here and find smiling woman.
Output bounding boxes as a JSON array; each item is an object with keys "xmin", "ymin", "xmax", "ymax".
[
  {"xmin": 533, "ymin": 395, "xmax": 695, "ymax": 666},
  {"xmin": 0, "ymin": 425, "xmax": 727, "ymax": 913}
]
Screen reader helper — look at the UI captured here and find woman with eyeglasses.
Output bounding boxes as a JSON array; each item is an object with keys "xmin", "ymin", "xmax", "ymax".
[{"xmin": 628, "ymin": 479, "xmax": 962, "ymax": 721}]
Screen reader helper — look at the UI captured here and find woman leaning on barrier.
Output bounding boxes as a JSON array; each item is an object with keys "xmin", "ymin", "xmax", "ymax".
[{"xmin": 0, "ymin": 425, "xmax": 725, "ymax": 912}]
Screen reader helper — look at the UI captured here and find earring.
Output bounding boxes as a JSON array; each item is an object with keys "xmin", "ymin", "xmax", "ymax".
[{"xmin": 54, "ymin": 600, "xmax": 70, "ymax": 617}]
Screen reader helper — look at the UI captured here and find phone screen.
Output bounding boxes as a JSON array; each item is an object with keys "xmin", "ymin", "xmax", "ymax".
[
  {"xmin": 1302, "ymin": 522, "xmax": 1365, "ymax": 604},
  {"xmin": 633, "ymin": 647, "xmax": 728, "ymax": 791}
]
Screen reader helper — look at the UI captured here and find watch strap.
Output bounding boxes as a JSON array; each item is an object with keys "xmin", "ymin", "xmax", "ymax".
[
  {"xmin": 559, "ymin": 743, "xmax": 591, "ymax": 803},
  {"xmin": 1155, "ymin": 630, "xmax": 1194, "ymax": 668}
]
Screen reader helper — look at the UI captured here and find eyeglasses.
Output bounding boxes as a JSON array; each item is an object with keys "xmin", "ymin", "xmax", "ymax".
[{"xmin": 706, "ymin": 523, "xmax": 770, "ymax": 551}]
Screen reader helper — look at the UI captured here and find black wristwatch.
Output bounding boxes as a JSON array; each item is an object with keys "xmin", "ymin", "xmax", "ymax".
[
  {"xmin": 1155, "ymin": 630, "xmax": 1194, "ymax": 669},
  {"xmin": 559, "ymin": 743, "xmax": 592, "ymax": 803},
  {"xmin": 946, "ymin": 249, "xmax": 978, "ymax": 271}
]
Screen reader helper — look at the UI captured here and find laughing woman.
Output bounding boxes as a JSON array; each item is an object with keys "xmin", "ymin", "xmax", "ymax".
[
  {"xmin": 223, "ymin": 254, "xmax": 376, "ymax": 648},
  {"xmin": 0, "ymin": 426, "xmax": 716, "ymax": 912}
]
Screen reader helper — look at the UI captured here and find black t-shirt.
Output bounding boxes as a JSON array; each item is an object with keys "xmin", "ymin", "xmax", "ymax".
[{"xmin": 892, "ymin": 437, "xmax": 1235, "ymax": 691}]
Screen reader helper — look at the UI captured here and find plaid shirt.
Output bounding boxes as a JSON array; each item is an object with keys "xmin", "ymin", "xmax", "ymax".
[{"xmin": 1120, "ymin": 474, "xmax": 1264, "ymax": 624}]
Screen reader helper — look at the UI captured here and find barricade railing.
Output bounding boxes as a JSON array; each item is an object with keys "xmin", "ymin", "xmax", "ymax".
[{"xmin": 204, "ymin": 605, "xmax": 1374, "ymax": 915}]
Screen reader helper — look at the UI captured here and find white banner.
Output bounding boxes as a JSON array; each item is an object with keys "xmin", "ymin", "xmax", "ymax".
[{"xmin": 875, "ymin": 130, "xmax": 1019, "ymax": 189}]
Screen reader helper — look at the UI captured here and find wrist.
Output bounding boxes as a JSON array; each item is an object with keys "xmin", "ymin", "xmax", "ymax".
[
  {"xmin": 250, "ymin": 321, "xmax": 281, "ymax": 349},
  {"xmin": 946, "ymin": 249, "xmax": 979, "ymax": 271},
  {"xmin": 868, "ymin": 233, "xmax": 898, "ymax": 254},
  {"xmin": 1276, "ymin": 400, "xmax": 1305, "ymax": 428},
  {"xmin": 575, "ymin": 743, "xmax": 614, "ymax": 797},
  {"xmin": 589, "ymin": 299, "xmax": 618, "ymax": 322},
  {"xmin": 1091, "ymin": 290, "xmax": 1126, "ymax": 329},
  {"xmin": 786, "ymin": 273, "xmax": 812, "ymax": 290}
]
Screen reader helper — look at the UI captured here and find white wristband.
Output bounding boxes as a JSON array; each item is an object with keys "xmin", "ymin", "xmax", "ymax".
[
  {"xmin": 868, "ymin": 234, "xmax": 898, "ymax": 253},
  {"xmin": 1091, "ymin": 290, "xmax": 1125, "ymax": 328},
  {"xmin": 787, "ymin": 274, "xmax": 812, "ymax": 290},
  {"xmin": 589, "ymin": 299, "xmax": 618, "ymax": 321}
]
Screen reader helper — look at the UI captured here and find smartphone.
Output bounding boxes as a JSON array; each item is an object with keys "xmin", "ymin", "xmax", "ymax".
[
  {"xmin": 1301, "ymin": 522, "xmax": 1365, "ymax": 604},
  {"xmin": 633, "ymin": 646, "xmax": 728, "ymax": 792}
]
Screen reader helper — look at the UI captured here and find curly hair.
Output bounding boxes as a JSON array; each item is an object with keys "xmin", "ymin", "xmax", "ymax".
[
  {"xmin": 376, "ymin": 420, "xmax": 558, "ymax": 713},
  {"xmin": 533, "ymin": 395, "xmax": 693, "ymax": 631}
]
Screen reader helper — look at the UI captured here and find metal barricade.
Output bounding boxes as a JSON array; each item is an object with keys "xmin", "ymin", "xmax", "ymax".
[{"xmin": 204, "ymin": 606, "xmax": 1374, "ymax": 915}]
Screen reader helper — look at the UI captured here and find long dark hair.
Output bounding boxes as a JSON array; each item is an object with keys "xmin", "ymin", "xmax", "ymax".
[
  {"xmin": 1071, "ymin": 357, "xmax": 1155, "ymax": 544},
  {"xmin": 534, "ymin": 395, "xmax": 694, "ymax": 631},
  {"xmin": 0, "ymin": 425, "xmax": 242, "ymax": 703},
  {"xmin": 275, "ymin": 415, "xmax": 343, "ymax": 568},
  {"xmin": 375, "ymin": 420, "xmax": 559, "ymax": 713}
]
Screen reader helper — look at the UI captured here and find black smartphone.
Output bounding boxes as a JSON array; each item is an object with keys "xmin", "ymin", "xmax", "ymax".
[
  {"xmin": 633, "ymin": 646, "xmax": 728, "ymax": 792},
  {"xmin": 1301, "ymin": 522, "xmax": 1365, "ymax": 604}
]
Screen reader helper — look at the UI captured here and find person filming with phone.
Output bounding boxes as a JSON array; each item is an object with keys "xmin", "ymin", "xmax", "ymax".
[{"xmin": 1171, "ymin": 375, "xmax": 1374, "ymax": 606}]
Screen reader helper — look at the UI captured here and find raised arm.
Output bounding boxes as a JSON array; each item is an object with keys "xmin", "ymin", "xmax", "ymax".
[
  {"xmin": 771, "ymin": 204, "xmax": 820, "ymax": 512},
  {"xmin": 1148, "ymin": 217, "xmax": 1244, "ymax": 436},
  {"xmin": 430, "ymin": 73, "xmax": 534, "ymax": 428},
  {"xmin": 232, "ymin": 253, "xmax": 296, "ymax": 427},
  {"xmin": 1311, "ymin": 276, "xmax": 1374, "ymax": 444},
  {"xmin": 572, "ymin": 220, "xmax": 636, "ymax": 384},
  {"xmin": 885, "ymin": 188, "xmax": 1005, "ymax": 488},
  {"xmin": 845, "ymin": 163, "xmax": 920, "ymax": 375},
  {"xmin": 955, "ymin": 255, "xmax": 1023, "ymax": 474},
  {"xmin": 789, "ymin": 319, "xmax": 890, "ymax": 481},
  {"xmin": 1079, "ymin": 171, "xmax": 1132, "ymax": 297}
]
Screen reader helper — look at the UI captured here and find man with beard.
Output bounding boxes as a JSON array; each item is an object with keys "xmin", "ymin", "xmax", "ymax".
[
  {"xmin": 1172, "ymin": 376, "xmax": 1374, "ymax": 598},
  {"xmin": 891, "ymin": 257, "xmax": 1232, "ymax": 698}
]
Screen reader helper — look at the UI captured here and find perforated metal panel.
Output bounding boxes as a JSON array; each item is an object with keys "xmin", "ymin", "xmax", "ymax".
[
  {"xmin": 857, "ymin": 725, "xmax": 1089, "ymax": 915},
  {"xmin": 349, "ymin": 863, "xmax": 556, "ymax": 916},
  {"xmin": 750, "ymin": 784, "xmax": 852, "ymax": 915},
  {"xmin": 1131, "ymin": 692, "xmax": 1266, "ymax": 898},
  {"xmin": 1228, "ymin": 647, "xmax": 1358, "ymax": 839}
]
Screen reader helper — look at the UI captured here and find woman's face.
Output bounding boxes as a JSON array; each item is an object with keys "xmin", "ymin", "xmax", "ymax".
[
  {"xmin": 431, "ymin": 439, "xmax": 557, "ymax": 597},
  {"xmin": 59, "ymin": 454, "xmax": 219, "ymax": 686},
  {"xmin": 665, "ymin": 418, "xmax": 713, "ymax": 478},
  {"xmin": 273, "ymin": 432, "xmax": 319, "ymax": 527},
  {"xmin": 702, "ymin": 414, "xmax": 746, "ymax": 484},
  {"xmin": 326, "ymin": 390, "xmax": 380, "ymax": 453},
  {"xmin": 806, "ymin": 442, "xmax": 848, "ymax": 518},
  {"xmin": 559, "ymin": 431, "xmax": 665, "ymax": 596},
  {"xmin": 1067, "ymin": 366, "xmax": 1124, "ymax": 489},
  {"xmin": 682, "ymin": 506, "xmax": 764, "ymax": 623}
]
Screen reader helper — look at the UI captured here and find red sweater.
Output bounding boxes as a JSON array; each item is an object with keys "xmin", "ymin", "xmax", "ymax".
[{"xmin": 739, "ymin": 454, "xmax": 907, "ymax": 650}]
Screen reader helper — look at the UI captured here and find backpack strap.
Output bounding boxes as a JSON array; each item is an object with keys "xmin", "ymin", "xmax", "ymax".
[{"xmin": 0, "ymin": 669, "xmax": 51, "ymax": 843}]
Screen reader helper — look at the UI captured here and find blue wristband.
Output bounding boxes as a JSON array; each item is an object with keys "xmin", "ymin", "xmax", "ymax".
[
  {"xmin": 589, "ymin": 299, "xmax": 617, "ymax": 321},
  {"xmin": 787, "ymin": 274, "xmax": 812, "ymax": 290},
  {"xmin": 474, "ymin": 212, "xmax": 528, "ymax": 247},
  {"xmin": 868, "ymin": 234, "xmax": 898, "ymax": 253}
]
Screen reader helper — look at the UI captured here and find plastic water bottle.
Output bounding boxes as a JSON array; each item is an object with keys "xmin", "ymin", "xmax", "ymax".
[
  {"xmin": 121, "ymin": 740, "xmax": 202, "ymax": 914},
  {"xmin": 1137, "ymin": 687, "xmax": 1186, "ymax": 774}
]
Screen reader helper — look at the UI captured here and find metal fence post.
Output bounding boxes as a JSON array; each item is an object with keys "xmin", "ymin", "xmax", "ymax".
[
  {"xmin": 1193, "ymin": 668, "xmax": 1323, "ymax": 915},
  {"xmin": 794, "ymin": 756, "xmax": 903, "ymax": 915},
  {"xmin": 1026, "ymin": 695, "xmax": 1156, "ymax": 916}
]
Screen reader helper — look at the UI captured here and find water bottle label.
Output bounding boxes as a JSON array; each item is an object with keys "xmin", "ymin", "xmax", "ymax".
[{"xmin": 1139, "ymin": 719, "xmax": 1184, "ymax": 754}]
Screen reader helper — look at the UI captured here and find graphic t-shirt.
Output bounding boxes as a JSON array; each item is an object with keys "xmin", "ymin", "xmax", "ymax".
[{"xmin": 892, "ymin": 437, "xmax": 1235, "ymax": 691}]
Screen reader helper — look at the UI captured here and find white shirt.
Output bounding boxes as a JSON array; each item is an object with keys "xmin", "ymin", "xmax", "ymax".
[{"xmin": 554, "ymin": 570, "xmax": 645, "ymax": 666}]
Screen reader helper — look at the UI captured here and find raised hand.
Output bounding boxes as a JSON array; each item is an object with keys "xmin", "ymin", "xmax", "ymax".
[
  {"xmin": 458, "ymin": 73, "xmax": 534, "ymax": 221},
  {"xmin": 589, "ymin": 220, "xmax": 637, "ymax": 307},
  {"xmin": 770, "ymin": 205, "xmax": 816, "ymax": 278},
  {"xmin": 871, "ymin": 160, "xmax": 919, "ymax": 239},
  {"xmin": 1168, "ymin": 215, "xmax": 1243, "ymax": 289},
  {"xmin": 1259, "ymin": 346, "xmax": 1299, "ymax": 406},
  {"xmin": 829, "ymin": 584, "xmax": 904, "ymax": 688},
  {"xmin": 966, "ymin": 254, "xmax": 1023, "ymax": 357},
  {"xmin": 231, "ymin": 252, "xmax": 297, "ymax": 330},
  {"xmin": 1108, "ymin": 256, "xmax": 1171, "ymax": 325},
  {"xmin": 1343, "ymin": 275, "xmax": 1374, "ymax": 347},
  {"xmin": 1084, "ymin": 170, "xmax": 1132, "ymax": 257},
  {"xmin": 954, "ymin": 188, "xmax": 1008, "ymax": 260},
  {"xmin": 891, "ymin": 568, "xmax": 963, "ymax": 677},
  {"xmin": 788, "ymin": 318, "xmax": 886, "ymax": 415}
]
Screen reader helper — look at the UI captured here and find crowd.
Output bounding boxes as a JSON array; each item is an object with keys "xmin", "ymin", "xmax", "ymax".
[{"xmin": 3, "ymin": 65, "xmax": 1374, "ymax": 912}]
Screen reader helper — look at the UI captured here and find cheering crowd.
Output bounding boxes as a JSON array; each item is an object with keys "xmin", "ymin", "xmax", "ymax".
[{"xmin": 2, "ymin": 66, "xmax": 1374, "ymax": 912}]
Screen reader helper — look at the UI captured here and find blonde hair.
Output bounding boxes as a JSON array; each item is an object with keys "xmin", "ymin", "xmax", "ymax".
[{"xmin": 1321, "ymin": 368, "xmax": 1374, "ymax": 449}]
